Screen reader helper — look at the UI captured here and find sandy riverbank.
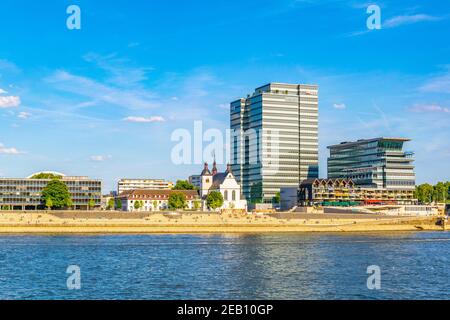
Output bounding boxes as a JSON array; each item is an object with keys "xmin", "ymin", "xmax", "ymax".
[{"xmin": 0, "ymin": 211, "xmax": 446, "ymax": 234}]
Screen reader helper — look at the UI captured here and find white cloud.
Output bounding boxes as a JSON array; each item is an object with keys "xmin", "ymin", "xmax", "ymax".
[
  {"xmin": 0, "ymin": 143, "xmax": 23, "ymax": 155},
  {"xmin": 123, "ymin": 116, "xmax": 165, "ymax": 123},
  {"xmin": 83, "ymin": 53, "xmax": 153, "ymax": 87},
  {"xmin": 333, "ymin": 103, "xmax": 346, "ymax": 110},
  {"xmin": 409, "ymin": 104, "xmax": 450, "ymax": 114},
  {"xmin": 0, "ymin": 95, "xmax": 20, "ymax": 108},
  {"xmin": 18, "ymin": 111, "xmax": 31, "ymax": 119},
  {"xmin": 384, "ymin": 14, "xmax": 442, "ymax": 28},
  {"xmin": 420, "ymin": 71, "xmax": 450, "ymax": 93},
  {"xmin": 0, "ymin": 88, "xmax": 7, "ymax": 94},
  {"xmin": 0, "ymin": 59, "xmax": 21, "ymax": 74},
  {"xmin": 90, "ymin": 155, "xmax": 112, "ymax": 162},
  {"xmin": 346, "ymin": 13, "xmax": 444, "ymax": 37},
  {"xmin": 46, "ymin": 70, "xmax": 160, "ymax": 110}
]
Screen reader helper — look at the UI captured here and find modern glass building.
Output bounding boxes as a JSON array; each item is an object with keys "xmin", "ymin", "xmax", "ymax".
[
  {"xmin": 230, "ymin": 83, "xmax": 319, "ymax": 203},
  {"xmin": 327, "ymin": 138, "xmax": 416, "ymax": 190},
  {"xmin": 0, "ymin": 172, "xmax": 102, "ymax": 210}
]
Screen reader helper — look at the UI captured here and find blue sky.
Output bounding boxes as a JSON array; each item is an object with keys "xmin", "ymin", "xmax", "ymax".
[{"xmin": 0, "ymin": 0, "xmax": 449, "ymax": 192}]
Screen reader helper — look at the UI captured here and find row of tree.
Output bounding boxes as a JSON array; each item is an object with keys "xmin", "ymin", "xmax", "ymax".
[
  {"xmin": 155, "ymin": 191, "xmax": 223, "ymax": 211},
  {"xmin": 415, "ymin": 182, "xmax": 450, "ymax": 204}
]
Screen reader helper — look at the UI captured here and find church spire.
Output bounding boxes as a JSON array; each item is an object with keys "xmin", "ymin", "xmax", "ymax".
[
  {"xmin": 211, "ymin": 152, "xmax": 218, "ymax": 176},
  {"xmin": 212, "ymin": 160, "xmax": 218, "ymax": 176}
]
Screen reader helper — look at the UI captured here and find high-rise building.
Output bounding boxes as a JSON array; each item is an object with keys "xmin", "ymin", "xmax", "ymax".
[
  {"xmin": 117, "ymin": 179, "xmax": 174, "ymax": 194},
  {"xmin": 230, "ymin": 83, "xmax": 319, "ymax": 203},
  {"xmin": 327, "ymin": 138, "xmax": 416, "ymax": 190}
]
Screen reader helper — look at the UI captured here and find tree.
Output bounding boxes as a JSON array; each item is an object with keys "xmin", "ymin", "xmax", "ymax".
[
  {"xmin": 134, "ymin": 201, "xmax": 143, "ymax": 211},
  {"xmin": 88, "ymin": 199, "xmax": 96, "ymax": 210},
  {"xmin": 41, "ymin": 179, "xmax": 73, "ymax": 210},
  {"xmin": 31, "ymin": 173, "xmax": 62, "ymax": 180},
  {"xmin": 415, "ymin": 183, "xmax": 434, "ymax": 204},
  {"xmin": 173, "ymin": 180, "xmax": 196, "ymax": 190},
  {"xmin": 415, "ymin": 182, "xmax": 450, "ymax": 204},
  {"xmin": 45, "ymin": 198, "xmax": 53, "ymax": 210},
  {"xmin": 272, "ymin": 192, "xmax": 281, "ymax": 204},
  {"xmin": 434, "ymin": 182, "xmax": 449, "ymax": 203},
  {"xmin": 153, "ymin": 200, "xmax": 159, "ymax": 211},
  {"xmin": 193, "ymin": 200, "xmax": 201, "ymax": 211},
  {"xmin": 206, "ymin": 191, "xmax": 224, "ymax": 210},
  {"xmin": 116, "ymin": 199, "xmax": 122, "ymax": 210},
  {"xmin": 107, "ymin": 198, "xmax": 115, "ymax": 210},
  {"xmin": 168, "ymin": 193, "xmax": 187, "ymax": 210}
]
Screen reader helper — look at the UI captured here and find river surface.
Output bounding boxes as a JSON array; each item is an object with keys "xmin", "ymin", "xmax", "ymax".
[{"xmin": 0, "ymin": 232, "xmax": 449, "ymax": 300}]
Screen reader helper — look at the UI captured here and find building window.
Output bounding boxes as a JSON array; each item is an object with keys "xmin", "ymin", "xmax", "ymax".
[
  {"xmin": 224, "ymin": 191, "xmax": 228, "ymax": 201},
  {"xmin": 232, "ymin": 191, "xmax": 236, "ymax": 201}
]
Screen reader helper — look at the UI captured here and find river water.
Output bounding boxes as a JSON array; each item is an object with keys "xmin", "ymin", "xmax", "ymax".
[{"xmin": 0, "ymin": 232, "xmax": 449, "ymax": 300}]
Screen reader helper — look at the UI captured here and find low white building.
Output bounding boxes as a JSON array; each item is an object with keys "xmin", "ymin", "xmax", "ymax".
[
  {"xmin": 199, "ymin": 162, "xmax": 247, "ymax": 211},
  {"xmin": 116, "ymin": 189, "xmax": 199, "ymax": 212},
  {"xmin": 117, "ymin": 179, "xmax": 174, "ymax": 195}
]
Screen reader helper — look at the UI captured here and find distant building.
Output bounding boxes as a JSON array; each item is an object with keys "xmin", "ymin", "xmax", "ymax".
[
  {"xmin": 116, "ymin": 189, "xmax": 199, "ymax": 212},
  {"xmin": 199, "ymin": 162, "xmax": 247, "ymax": 210},
  {"xmin": 101, "ymin": 192, "xmax": 116, "ymax": 210},
  {"xmin": 188, "ymin": 175, "xmax": 201, "ymax": 189},
  {"xmin": 230, "ymin": 82, "xmax": 319, "ymax": 204},
  {"xmin": 0, "ymin": 172, "xmax": 102, "ymax": 210},
  {"xmin": 296, "ymin": 178, "xmax": 415, "ymax": 206},
  {"xmin": 328, "ymin": 138, "xmax": 416, "ymax": 190},
  {"xmin": 117, "ymin": 179, "xmax": 174, "ymax": 194}
]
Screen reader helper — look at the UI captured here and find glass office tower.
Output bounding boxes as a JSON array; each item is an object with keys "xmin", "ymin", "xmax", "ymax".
[
  {"xmin": 327, "ymin": 138, "xmax": 416, "ymax": 190},
  {"xmin": 230, "ymin": 83, "xmax": 319, "ymax": 204}
]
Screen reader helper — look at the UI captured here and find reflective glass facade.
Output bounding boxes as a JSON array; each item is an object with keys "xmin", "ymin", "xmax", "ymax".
[
  {"xmin": 327, "ymin": 138, "xmax": 416, "ymax": 190},
  {"xmin": 231, "ymin": 83, "xmax": 319, "ymax": 203}
]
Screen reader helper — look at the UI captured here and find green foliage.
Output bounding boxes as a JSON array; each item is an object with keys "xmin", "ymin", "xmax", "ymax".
[
  {"xmin": 45, "ymin": 198, "xmax": 53, "ymax": 210},
  {"xmin": 206, "ymin": 191, "xmax": 224, "ymax": 210},
  {"xmin": 41, "ymin": 179, "xmax": 73, "ymax": 209},
  {"xmin": 107, "ymin": 198, "xmax": 115, "ymax": 210},
  {"xmin": 1, "ymin": 205, "xmax": 11, "ymax": 210},
  {"xmin": 168, "ymin": 193, "xmax": 187, "ymax": 210},
  {"xmin": 272, "ymin": 192, "xmax": 281, "ymax": 204},
  {"xmin": 172, "ymin": 180, "xmax": 196, "ymax": 190},
  {"xmin": 193, "ymin": 200, "xmax": 201, "ymax": 211},
  {"xmin": 133, "ymin": 200, "xmax": 143, "ymax": 210},
  {"xmin": 153, "ymin": 200, "xmax": 158, "ymax": 211},
  {"xmin": 88, "ymin": 199, "xmax": 96, "ymax": 209},
  {"xmin": 30, "ymin": 173, "xmax": 62, "ymax": 180},
  {"xmin": 116, "ymin": 199, "xmax": 122, "ymax": 210},
  {"xmin": 416, "ymin": 182, "xmax": 450, "ymax": 204}
]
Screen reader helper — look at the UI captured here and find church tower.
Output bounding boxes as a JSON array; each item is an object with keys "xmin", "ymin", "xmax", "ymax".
[{"xmin": 200, "ymin": 162, "xmax": 213, "ymax": 198}]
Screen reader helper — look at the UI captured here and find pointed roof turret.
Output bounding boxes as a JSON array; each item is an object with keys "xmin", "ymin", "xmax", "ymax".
[
  {"xmin": 201, "ymin": 162, "xmax": 212, "ymax": 176},
  {"xmin": 212, "ymin": 159, "xmax": 218, "ymax": 176},
  {"xmin": 225, "ymin": 163, "xmax": 233, "ymax": 174}
]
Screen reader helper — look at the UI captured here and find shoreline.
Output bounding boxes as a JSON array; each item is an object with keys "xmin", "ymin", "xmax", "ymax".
[{"xmin": 0, "ymin": 211, "xmax": 446, "ymax": 234}]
